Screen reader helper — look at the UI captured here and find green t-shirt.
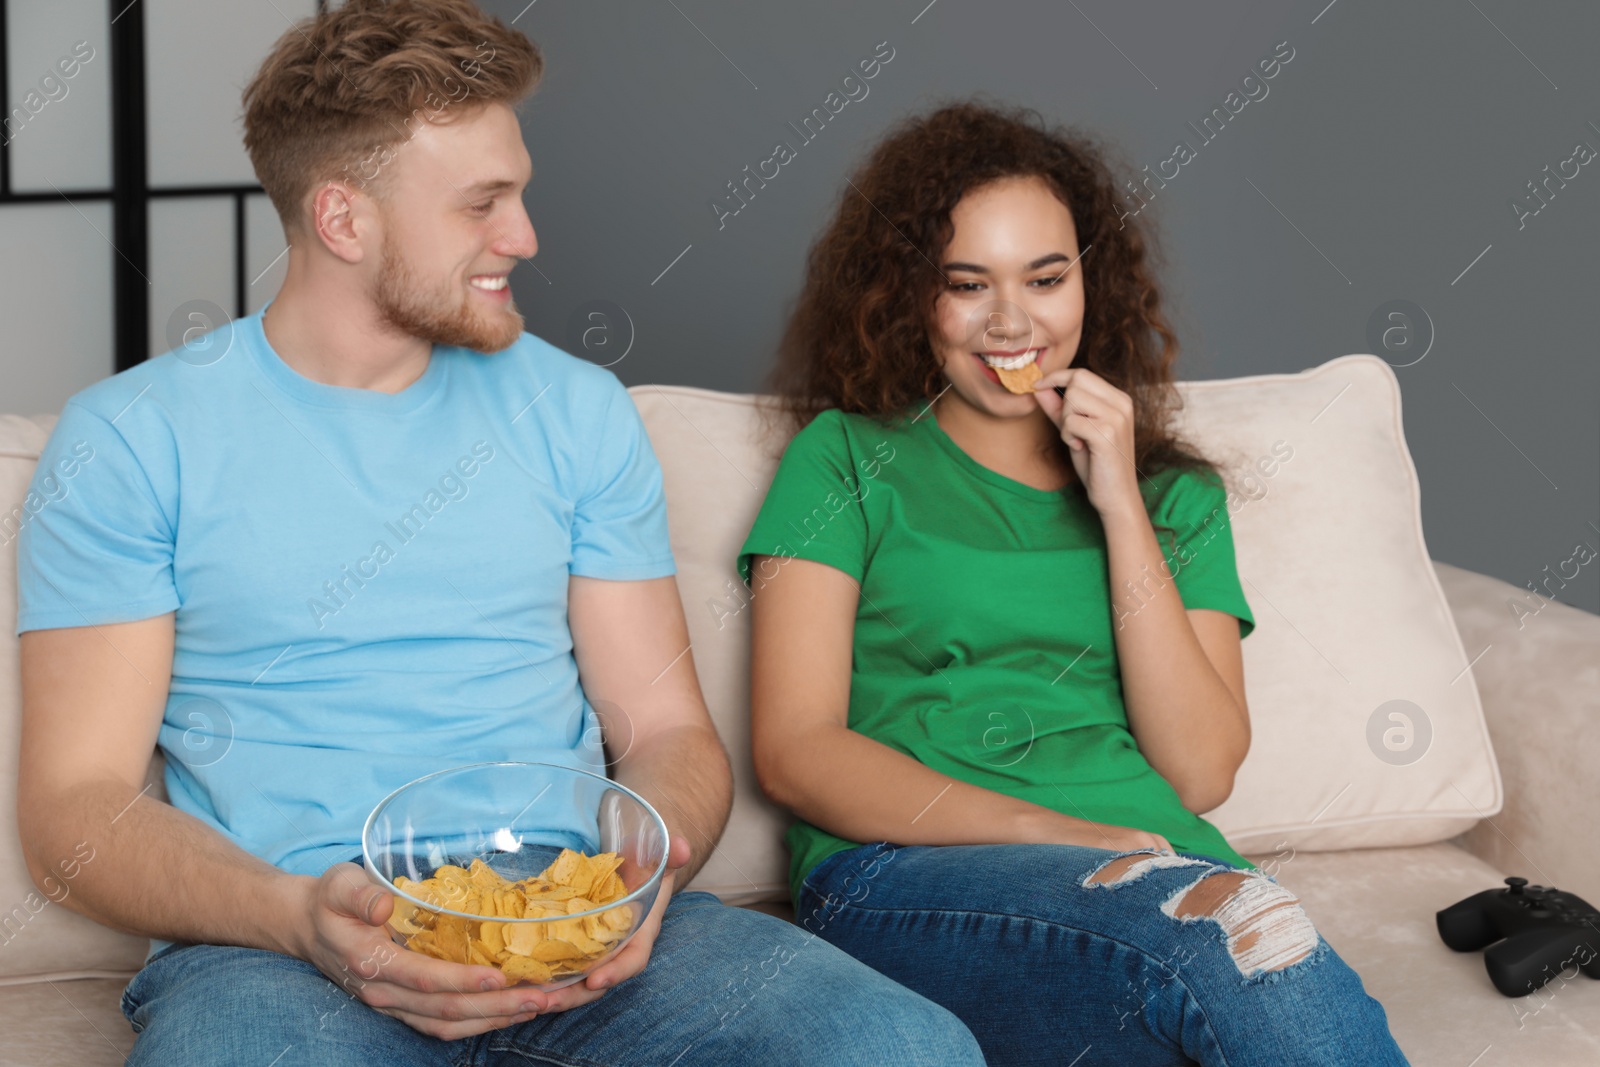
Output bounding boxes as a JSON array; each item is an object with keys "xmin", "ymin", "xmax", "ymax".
[{"xmin": 736, "ymin": 406, "xmax": 1258, "ymax": 902}]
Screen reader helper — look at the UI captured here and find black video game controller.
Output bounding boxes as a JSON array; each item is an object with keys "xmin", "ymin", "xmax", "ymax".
[{"xmin": 1437, "ymin": 877, "xmax": 1600, "ymax": 997}]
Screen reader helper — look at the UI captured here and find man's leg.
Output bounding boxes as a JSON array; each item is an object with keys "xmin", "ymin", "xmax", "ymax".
[
  {"xmin": 477, "ymin": 890, "xmax": 985, "ymax": 1066},
  {"xmin": 122, "ymin": 943, "xmax": 455, "ymax": 1067}
]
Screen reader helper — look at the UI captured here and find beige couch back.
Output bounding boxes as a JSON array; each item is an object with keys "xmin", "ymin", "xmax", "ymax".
[
  {"xmin": 0, "ymin": 356, "xmax": 1503, "ymax": 980},
  {"xmin": 2, "ymin": 415, "xmax": 153, "ymax": 982},
  {"xmin": 630, "ymin": 356, "xmax": 1501, "ymax": 902}
]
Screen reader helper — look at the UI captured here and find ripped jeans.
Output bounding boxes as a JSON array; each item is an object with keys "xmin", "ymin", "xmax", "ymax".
[{"xmin": 795, "ymin": 842, "xmax": 1410, "ymax": 1067}]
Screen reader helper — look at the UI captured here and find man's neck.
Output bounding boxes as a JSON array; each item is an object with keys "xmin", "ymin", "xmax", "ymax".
[{"xmin": 261, "ymin": 277, "xmax": 433, "ymax": 395}]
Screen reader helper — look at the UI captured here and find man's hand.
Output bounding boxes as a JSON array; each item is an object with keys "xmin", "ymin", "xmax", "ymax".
[
  {"xmin": 293, "ymin": 863, "xmax": 549, "ymax": 1040},
  {"xmin": 293, "ymin": 835, "xmax": 692, "ymax": 1036},
  {"xmin": 535, "ymin": 834, "xmax": 693, "ymax": 1014}
]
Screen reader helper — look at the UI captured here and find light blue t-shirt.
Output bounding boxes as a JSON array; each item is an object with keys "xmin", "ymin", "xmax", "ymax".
[{"xmin": 16, "ymin": 305, "xmax": 676, "ymax": 885}]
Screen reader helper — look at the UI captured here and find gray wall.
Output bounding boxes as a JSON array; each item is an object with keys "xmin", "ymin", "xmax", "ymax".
[
  {"xmin": 2, "ymin": 0, "xmax": 1594, "ymax": 614},
  {"xmin": 503, "ymin": 0, "xmax": 1599, "ymax": 615}
]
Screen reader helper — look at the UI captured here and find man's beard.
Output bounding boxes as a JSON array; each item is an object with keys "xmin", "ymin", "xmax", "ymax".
[{"xmin": 373, "ymin": 238, "xmax": 523, "ymax": 353}]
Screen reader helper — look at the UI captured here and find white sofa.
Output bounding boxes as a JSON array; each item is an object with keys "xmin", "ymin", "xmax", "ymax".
[{"xmin": 2, "ymin": 354, "xmax": 1598, "ymax": 1065}]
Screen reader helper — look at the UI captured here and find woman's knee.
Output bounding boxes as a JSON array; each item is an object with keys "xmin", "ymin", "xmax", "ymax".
[
  {"xmin": 1083, "ymin": 849, "xmax": 1322, "ymax": 978},
  {"xmin": 1164, "ymin": 869, "xmax": 1318, "ymax": 974}
]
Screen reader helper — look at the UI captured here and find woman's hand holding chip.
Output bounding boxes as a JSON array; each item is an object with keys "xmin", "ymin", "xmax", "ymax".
[
  {"xmin": 290, "ymin": 862, "xmax": 550, "ymax": 1040},
  {"xmin": 1032, "ymin": 367, "xmax": 1144, "ymax": 520}
]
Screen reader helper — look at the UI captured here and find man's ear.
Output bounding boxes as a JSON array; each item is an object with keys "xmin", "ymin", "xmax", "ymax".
[{"xmin": 308, "ymin": 181, "xmax": 373, "ymax": 265}]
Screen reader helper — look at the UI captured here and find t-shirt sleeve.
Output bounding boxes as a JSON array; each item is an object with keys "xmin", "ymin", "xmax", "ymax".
[
  {"xmin": 736, "ymin": 411, "xmax": 869, "ymax": 587},
  {"xmin": 15, "ymin": 402, "xmax": 181, "ymax": 634},
  {"xmin": 1154, "ymin": 468, "xmax": 1256, "ymax": 639},
  {"xmin": 568, "ymin": 379, "xmax": 677, "ymax": 580}
]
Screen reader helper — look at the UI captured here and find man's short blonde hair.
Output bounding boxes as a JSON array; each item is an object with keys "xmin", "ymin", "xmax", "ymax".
[{"xmin": 242, "ymin": 0, "xmax": 542, "ymax": 233}]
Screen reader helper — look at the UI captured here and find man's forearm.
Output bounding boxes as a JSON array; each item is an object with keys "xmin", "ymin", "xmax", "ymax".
[
  {"xmin": 610, "ymin": 724, "xmax": 733, "ymax": 887},
  {"xmin": 21, "ymin": 778, "xmax": 313, "ymax": 956}
]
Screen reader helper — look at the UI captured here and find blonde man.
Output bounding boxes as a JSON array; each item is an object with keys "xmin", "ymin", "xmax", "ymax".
[{"xmin": 14, "ymin": 2, "xmax": 981, "ymax": 1063}]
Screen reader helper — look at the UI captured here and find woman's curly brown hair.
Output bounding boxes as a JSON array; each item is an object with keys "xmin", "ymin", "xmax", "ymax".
[{"xmin": 762, "ymin": 99, "xmax": 1217, "ymax": 490}]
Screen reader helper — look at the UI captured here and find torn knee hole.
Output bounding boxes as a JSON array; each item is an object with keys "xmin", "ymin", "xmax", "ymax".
[
  {"xmin": 1083, "ymin": 850, "xmax": 1211, "ymax": 888},
  {"xmin": 1162, "ymin": 871, "xmax": 1320, "ymax": 976}
]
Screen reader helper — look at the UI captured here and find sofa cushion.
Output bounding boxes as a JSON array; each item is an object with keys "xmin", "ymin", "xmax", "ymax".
[
  {"xmin": 0, "ymin": 977, "xmax": 135, "ymax": 1065},
  {"xmin": 1252, "ymin": 842, "xmax": 1600, "ymax": 1066},
  {"xmin": 1436, "ymin": 560, "xmax": 1600, "ymax": 899},
  {"xmin": 1167, "ymin": 356, "xmax": 1501, "ymax": 852},
  {"xmin": 633, "ymin": 355, "xmax": 1502, "ymax": 903},
  {"xmin": 3, "ymin": 846, "xmax": 1595, "ymax": 1067},
  {"xmin": 1, "ymin": 414, "xmax": 153, "ymax": 983}
]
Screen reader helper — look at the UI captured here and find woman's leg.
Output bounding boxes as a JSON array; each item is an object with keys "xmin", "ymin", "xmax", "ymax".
[{"xmin": 796, "ymin": 841, "xmax": 1410, "ymax": 1067}]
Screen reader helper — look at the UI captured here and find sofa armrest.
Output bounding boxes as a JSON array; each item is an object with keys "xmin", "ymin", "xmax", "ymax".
[{"xmin": 1433, "ymin": 560, "xmax": 1600, "ymax": 894}]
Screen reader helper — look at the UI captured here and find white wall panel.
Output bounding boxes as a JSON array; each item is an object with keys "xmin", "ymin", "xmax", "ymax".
[
  {"xmin": 5, "ymin": 0, "xmax": 111, "ymax": 191},
  {"xmin": 245, "ymin": 192, "xmax": 287, "ymax": 314},
  {"xmin": 0, "ymin": 205, "xmax": 114, "ymax": 414},
  {"xmin": 145, "ymin": 0, "xmax": 318, "ymax": 187},
  {"xmin": 148, "ymin": 196, "xmax": 232, "ymax": 358}
]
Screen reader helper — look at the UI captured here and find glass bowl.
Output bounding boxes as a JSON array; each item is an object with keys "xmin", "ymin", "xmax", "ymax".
[{"xmin": 361, "ymin": 761, "xmax": 669, "ymax": 991}]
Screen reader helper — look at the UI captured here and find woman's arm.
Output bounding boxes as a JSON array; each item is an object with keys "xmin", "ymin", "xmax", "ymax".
[
  {"xmin": 1031, "ymin": 367, "xmax": 1251, "ymax": 816},
  {"xmin": 1100, "ymin": 504, "xmax": 1251, "ymax": 814},
  {"xmin": 749, "ymin": 555, "xmax": 1171, "ymax": 853}
]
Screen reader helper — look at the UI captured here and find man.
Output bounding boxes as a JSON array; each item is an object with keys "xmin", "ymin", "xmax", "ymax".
[{"xmin": 13, "ymin": 2, "xmax": 983, "ymax": 1063}]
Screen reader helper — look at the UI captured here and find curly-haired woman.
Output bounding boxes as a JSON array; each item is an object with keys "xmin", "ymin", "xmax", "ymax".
[{"xmin": 737, "ymin": 101, "xmax": 1409, "ymax": 1066}]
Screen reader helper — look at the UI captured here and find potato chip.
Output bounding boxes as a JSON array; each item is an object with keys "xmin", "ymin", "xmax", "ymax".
[
  {"xmin": 388, "ymin": 894, "xmax": 426, "ymax": 936},
  {"xmin": 388, "ymin": 848, "xmax": 635, "ymax": 986},
  {"xmin": 523, "ymin": 901, "xmax": 561, "ymax": 922},
  {"xmin": 504, "ymin": 921, "xmax": 544, "ymax": 957},
  {"xmin": 543, "ymin": 850, "xmax": 583, "ymax": 889},
  {"xmin": 478, "ymin": 920, "xmax": 505, "ymax": 955},
  {"xmin": 506, "ymin": 888, "xmax": 528, "ymax": 917},
  {"xmin": 528, "ymin": 938, "xmax": 586, "ymax": 963},
  {"xmin": 526, "ymin": 884, "xmax": 581, "ymax": 903},
  {"xmin": 995, "ymin": 359, "xmax": 1043, "ymax": 395},
  {"xmin": 433, "ymin": 915, "xmax": 472, "ymax": 965},
  {"xmin": 591, "ymin": 871, "xmax": 625, "ymax": 903},
  {"xmin": 500, "ymin": 956, "xmax": 554, "ymax": 984}
]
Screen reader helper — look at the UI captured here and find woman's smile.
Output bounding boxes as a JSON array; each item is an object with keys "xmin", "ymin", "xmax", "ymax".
[{"xmin": 973, "ymin": 346, "xmax": 1045, "ymax": 385}]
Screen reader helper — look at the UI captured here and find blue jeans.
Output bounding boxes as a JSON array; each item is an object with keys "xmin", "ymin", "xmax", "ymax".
[
  {"xmin": 797, "ymin": 841, "xmax": 1411, "ymax": 1067},
  {"xmin": 119, "ymin": 846, "xmax": 983, "ymax": 1066}
]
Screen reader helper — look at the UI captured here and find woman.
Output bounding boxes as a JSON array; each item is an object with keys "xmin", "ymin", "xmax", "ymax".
[{"xmin": 737, "ymin": 102, "xmax": 1408, "ymax": 1066}]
